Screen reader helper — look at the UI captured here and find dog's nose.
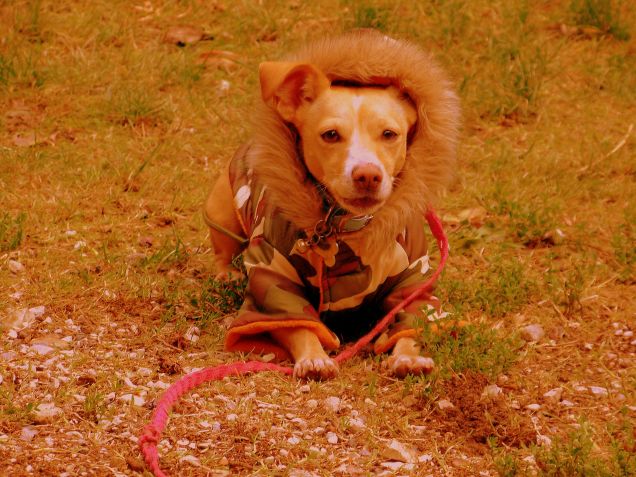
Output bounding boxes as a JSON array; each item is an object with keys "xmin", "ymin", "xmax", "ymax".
[{"xmin": 352, "ymin": 163, "xmax": 383, "ymax": 192}]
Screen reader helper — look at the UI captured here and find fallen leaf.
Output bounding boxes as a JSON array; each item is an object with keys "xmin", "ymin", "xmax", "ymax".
[{"xmin": 164, "ymin": 26, "xmax": 213, "ymax": 46}]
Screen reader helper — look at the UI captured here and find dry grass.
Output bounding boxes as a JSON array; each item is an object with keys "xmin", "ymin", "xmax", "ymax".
[{"xmin": 1, "ymin": 1, "xmax": 635, "ymax": 476}]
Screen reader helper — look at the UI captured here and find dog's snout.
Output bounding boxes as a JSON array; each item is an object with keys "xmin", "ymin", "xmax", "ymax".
[{"xmin": 352, "ymin": 163, "xmax": 383, "ymax": 192}]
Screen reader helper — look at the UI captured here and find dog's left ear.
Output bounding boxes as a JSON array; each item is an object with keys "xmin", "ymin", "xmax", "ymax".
[{"xmin": 259, "ymin": 62, "xmax": 330, "ymax": 123}]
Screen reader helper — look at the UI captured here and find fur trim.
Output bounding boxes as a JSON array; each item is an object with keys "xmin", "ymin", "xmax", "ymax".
[{"xmin": 247, "ymin": 29, "xmax": 461, "ymax": 249}]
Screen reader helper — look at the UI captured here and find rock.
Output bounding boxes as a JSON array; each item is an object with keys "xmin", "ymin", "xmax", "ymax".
[
  {"xmin": 381, "ymin": 461, "xmax": 415, "ymax": 471},
  {"xmin": 380, "ymin": 439, "xmax": 418, "ymax": 463},
  {"xmin": 306, "ymin": 399, "xmax": 318, "ymax": 408},
  {"xmin": 31, "ymin": 344, "xmax": 55, "ymax": 355},
  {"xmin": 287, "ymin": 436, "xmax": 301, "ymax": 445},
  {"xmin": 348, "ymin": 417, "xmax": 366, "ymax": 431},
  {"xmin": 543, "ymin": 387, "xmax": 563, "ymax": 404},
  {"xmin": 419, "ymin": 454, "xmax": 433, "ymax": 462},
  {"xmin": 8, "ymin": 260, "xmax": 25, "ymax": 273},
  {"xmin": 525, "ymin": 403, "xmax": 541, "ymax": 411},
  {"xmin": 34, "ymin": 403, "xmax": 62, "ymax": 423},
  {"xmin": 21, "ymin": 426, "xmax": 38, "ymax": 441},
  {"xmin": 326, "ymin": 431, "xmax": 338, "ymax": 444},
  {"xmin": 520, "ymin": 324, "xmax": 545, "ymax": 342},
  {"xmin": 324, "ymin": 396, "xmax": 341, "ymax": 412},
  {"xmin": 537, "ymin": 434, "xmax": 552, "ymax": 447},
  {"xmin": 437, "ymin": 399, "xmax": 455, "ymax": 410},
  {"xmin": 226, "ymin": 413, "xmax": 238, "ymax": 422},
  {"xmin": 183, "ymin": 326, "xmax": 200, "ymax": 343},
  {"xmin": 481, "ymin": 384, "xmax": 503, "ymax": 399},
  {"xmin": 179, "ymin": 454, "xmax": 200, "ymax": 466},
  {"xmin": 298, "ymin": 384, "xmax": 310, "ymax": 393},
  {"xmin": 560, "ymin": 399, "xmax": 575, "ymax": 407},
  {"xmin": 589, "ymin": 386, "xmax": 608, "ymax": 397},
  {"xmin": 118, "ymin": 394, "xmax": 145, "ymax": 406}
]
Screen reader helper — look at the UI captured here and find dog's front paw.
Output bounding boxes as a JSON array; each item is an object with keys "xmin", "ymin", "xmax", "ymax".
[
  {"xmin": 387, "ymin": 355, "xmax": 434, "ymax": 378},
  {"xmin": 293, "ymin": 357, "xmax": 339, "ymax": 380}
]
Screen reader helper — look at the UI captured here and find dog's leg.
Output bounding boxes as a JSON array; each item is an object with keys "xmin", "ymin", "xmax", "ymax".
[
  {"xmin": 387, "ymin": 337, "xmax": 434, "ymax": 378},
  {"xmin": 205, "ymin": 171, "xmax": 245, "ymax": 280},
  {"xmin": 270, "ymin": 328, "xmax": 339, "ymax": 380}
]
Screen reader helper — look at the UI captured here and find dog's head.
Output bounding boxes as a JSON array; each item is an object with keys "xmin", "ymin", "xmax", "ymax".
[{"xmin": 259, "ymin": 62, "xmax": 417, "ymax": 216}]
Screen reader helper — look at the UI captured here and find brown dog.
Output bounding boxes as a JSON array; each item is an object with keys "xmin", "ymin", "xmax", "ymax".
[{"xmin": 205, "ymin": 30, "xmax": 460, "ymax": 379}]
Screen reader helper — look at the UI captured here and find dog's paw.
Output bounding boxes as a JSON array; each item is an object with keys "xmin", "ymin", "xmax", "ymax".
[
  {"xmin": 293, "ymin": 357, "xmax": 339, "ymax": 380},
  {"xmin": 387, "ymin": 355, "xmax": 434, "ymax": 378}
]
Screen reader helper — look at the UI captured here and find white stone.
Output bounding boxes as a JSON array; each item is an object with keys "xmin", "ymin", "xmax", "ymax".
[
  {"xmin": 118, "ymin": 394, "xmax": 145, "ymax": 406},
  {"xmin": 543, "ymin": 387, "xmax": 563, "ymax": 403},
  {"xmin": 326, "ymin": 432, "xmax": 338, "ymax": 444},
  {"xmin": 287, "ymin": 436, "xmax": 301, "ymax": 445},
  {"xmin": 589, "ymin": 386, "xmax": 608, "ymax": 397},
  {"xmin": 537, "ymin": 434, "xmax": 552, "ymax": 447},
  {"xmin": 306, "ymin": 399, "xmax": 318, "ymax": 408},
  {"xmin": 419, "ymin": 454, "xmax": 433, "ymax": 462},
  {"xmin": 481, "ymin": 384, "xmax": 503, "ymax": 399},
  {"xmin": 560, "ymin": 400, "xmax": 575, "ymax": 407},
  {"xmin": 31, "ymin": 344, "xmax": 55, "ymax": 356},
  {"xmin": 437, "ymin": 399, "xmax": 455, "ymax": 410},
  {"xmin": 279, "ymin": 448, "xmax": 289, "ymax": 457},
  {"xmin": 324, "ymin": 396, "xmax": 341, "ymax": 412},
  {"xmin": 21, "ymin": 426, "xmax": 38, "ymax": 441},
  {"xmin": 179, "ymin": 455, "xmax": 200, "ymax": 466},
  {"xmin": 348, "ymin": 417, "xmax": 366, "ymax": 431},
  {"xmin": 525, "ymin": 403, "xmax": 541, "ymax": 411},
  {"xmin": 34, "ymin": 403, "xmax": 62, "ymax": 422},
  {"xmin": 380, "ymin": 439, "xmax": 418, "ymax": 463},
  {"xmin": 227, "ymin": 413, "xmax": 238, "ymax": 422},
  {"xmin": 298, "ymin": 384, "xmax": 310, "ymax": 393},
  {"xmin": 9, "ymin": 260, "xmax": 25, "ymax": 273},
  {"xmin": 184, "ymin": 326, "xmax": 200, "ymax": 343},
  {"xmin": 29, "ymin": 306, "xmax": 46, "ymax": 317},
  {"xmin": 381, "ymin": 461, "xmax": 415, "ymax": 471},
  {"xmin": 520, "ymin": 324, "xmax": 545, "ymax": 342}
]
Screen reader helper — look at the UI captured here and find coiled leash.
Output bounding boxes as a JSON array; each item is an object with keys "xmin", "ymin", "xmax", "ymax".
[{"xmin": 138, "ymin": 210, "xmax": 448, "ymax": 477}]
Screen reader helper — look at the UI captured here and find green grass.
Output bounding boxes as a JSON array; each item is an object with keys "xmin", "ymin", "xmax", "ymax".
[
  {"xmin": 570, "ymin": 0, "xmax": 631, "ymax": 40},
  {"xmin": 0, "ymin": 212, "xmax": 26, "ymax": 252}
]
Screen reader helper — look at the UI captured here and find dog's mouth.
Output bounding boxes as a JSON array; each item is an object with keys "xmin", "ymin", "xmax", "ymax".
[{"xmin": 338, "ymin": 195, "xmax": 385, "ymax": 215}]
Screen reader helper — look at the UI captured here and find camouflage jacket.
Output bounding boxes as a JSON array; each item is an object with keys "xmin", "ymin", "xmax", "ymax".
[{"xmin": 224, "ymin": 146, "xmax": 440, "ymax": 361}]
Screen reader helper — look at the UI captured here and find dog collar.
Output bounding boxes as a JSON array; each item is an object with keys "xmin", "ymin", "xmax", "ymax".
[{"xmin": 294, "ymin": 204, "xmax": 373, "ymax": 253}]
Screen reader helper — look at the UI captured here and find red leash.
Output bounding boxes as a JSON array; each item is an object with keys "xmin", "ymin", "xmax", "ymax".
[{"xmin": 138, "ymin": 210, "xmax": 448, "ymax": 476}]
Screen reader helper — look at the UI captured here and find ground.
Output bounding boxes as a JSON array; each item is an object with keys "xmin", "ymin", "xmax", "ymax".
[{"xmin": 1, "ymin": 1, "xmax": 635, "ymax": 476}]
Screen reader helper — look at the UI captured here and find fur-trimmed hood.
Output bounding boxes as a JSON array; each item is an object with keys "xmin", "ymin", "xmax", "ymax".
[{"xmin": 247, "ymin": 29, "xmax": 460, "ymax": 249}]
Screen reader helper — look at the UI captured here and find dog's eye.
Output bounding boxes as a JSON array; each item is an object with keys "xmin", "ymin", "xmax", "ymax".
[
  {"xmin": 321, "ymin": 130, "xmax": 340, "ymax": 143},
  {"xmin": 382, "ymin": 130, "xmax": 397, "ymax": 140}
]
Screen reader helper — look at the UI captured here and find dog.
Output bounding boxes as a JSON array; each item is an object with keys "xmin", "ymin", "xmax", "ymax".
[{"xmin": 204, "ymin": 30, "xmax": 460, "ymax": 380}]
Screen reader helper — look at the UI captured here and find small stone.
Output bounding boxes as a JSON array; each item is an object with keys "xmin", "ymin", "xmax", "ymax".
[
  {"xmin": 227, "ymin": 413, "xmax": 238, "ymax": 422},
  {"xmin": 543, "ymin": 387, "xmax": 563, "ymax": 404},
  {"xmin": 219, "ymin": 456, "xmax": 229, "ymax": 466},
  {"xmin": 520, "ymin": 324, "xmax": 545, "ymax": 342},
  {"xmin": 380, "ymin": 439, "xmax": 418, "ymax": 463},
  {"xmin": 537, "ymin": 434, "xmax": 552, "ymax": 447},
  {"xmin": 419, "ymin": 454, "xmax": 433, "ymax": 462},
  {"xmin": 279, "ymin": 449, "xmax": 289, "ymax": 457},
  {"xmin": 34, "ymin": 403, "xmax": 62, "ymax": 423},
  {"xmin": 364, "ymin": 398, "xmax": 377, "ymax": 407},
  {"xmin": 9, "ymin": 260, "xmax": 25, "ymax": 273},
  {"xmin": 560, "ymin": 399, "xmax": 575, "ymax": 407},
  {"xmin": 179, "ymin": 455, "xmax": 200, "ymax": 466},
  {"xmin": 348, "ymin": 417, "xmax": 365, "ymax": 431},
  {"xmin": 118, "ymin": 394, "xmax": 145, "ymax": 406},
  {"xmin": 326, "ymin": 432, "xmax": 338, "ymax": 444},
  {"xmin": 21, "ymin": 426, "xmax": 38, "ymax": 441},
  {"xmin": 306, "ymin": 399, "xmax": 318, "ymax": 408},
  {"xmin": 525, "ymin": 403, "xmax": 541, "ymax": 411},
  {"xmin": 381, "ymin": 461, "xmax": 414, "ymax": 471},
  {"xmin": 589, "ymin": 386, "xmax": 608, "ymax": 397},
  {"xmin": 437, "ymin": 399, "xmax": 455, "ymax": 410},
  {"xmin": 481, "ymin": 384, "xmax": 502, "ymax": 399},
  {"xmin": 287, "ymin": 436, "xmax": 301, "ymax": 445},
  {"xmin": 184, "ymin": 326, "xmax": 200, "ymax": 343},
  {"xmin": 31, "ymin": 344, "xmax": 55, "ymax": 355},
  {"xmin": 298, "ymin": 384, "xmax": 310, "ymax": 393},
  {"xmin": 324, "ymin": 396, "xmax": 341, "ymax": 412},
  {"xmin": 74, "ymin": 240, "xmax": 87, "ymax": 250}
]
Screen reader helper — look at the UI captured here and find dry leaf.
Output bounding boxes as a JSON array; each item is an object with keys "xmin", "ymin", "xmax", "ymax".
[
  {"xmin": 164, "ymin": 25, "xmax": 213, "ymax": 46},
  {"xmin": 12, "ymin": 131, "xmax": 38, "ymax": 147}
]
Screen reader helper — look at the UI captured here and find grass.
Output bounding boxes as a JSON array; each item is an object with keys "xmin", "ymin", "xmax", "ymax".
[{"xmin": 0, "ymin": 0, "xmax": 635, "ymax": 475}]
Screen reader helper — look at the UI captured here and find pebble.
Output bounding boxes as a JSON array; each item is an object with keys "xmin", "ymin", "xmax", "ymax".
[
  {"xmin": 227, "ymin": 413, "xmax": 238, "ymax": 422},
  {"xmin": 481, "ymin": 384, "xmax": 503, "ymax": 399},
  {"xmin": 543, "ymin": 387, "xmax": 563, "ymax": 404},
  {"xmin": 279, "ymin": 449, "xmax": 289, "ymax": 457},
  {"xmin": 348, "ymin": 417, "xmax": 366, "ymax": 431},
  {"xmin": 525, "ymin": 403, "xmax": 541, "ymax": 411},
  {"xmin": 520, "ymin": 324, "xmax": 545, "ymax": 342},
  {"xmin": 380, "ymin": 439, "xmax": 418, "ymax": 463},
  {"xmin": 560, "ymin": 400, "xmax": 575, "ymax": 407},
  {"xmin": 537, "ymin": 434, "xmax": 552, "ymax": 447},
  {"xmin": 34, "ymin": 403, "xmax": 62, "ymax": 423},
  {"xmin": 326, "ymin": 431, "xmax": 338, "ymax": 444},
  {"xmin": 179, "ymin": 455, "xmax": 200, "ymax": 466},
  {"xmin": 118, "ymin": 394, "xmax": 145, "ymax": 406},
  {"xmin": 287, "ymin": 436, "xmax": 301, "ymax": 445},
  {"xmin": 184, "ymin": 326, "xmax": 200, "ymax": 343},
  {"xmin": 437, "ymin": 399, "xmax": 455, "ymax": 410},
  {"xmin": 21, "ymin": 426, "xmax": 38, "ymax": 441},
  {"xmin": 324, "ymin": 396, "xmax": 341, "ymax": 412},
  {"xmin": 298, "ymin": 384, "xmax": 311, "ymax": 393},
  {"xmin": 381, "ymin": 461, "xmax": 414, "ymax": 471},
  {"xmin": 8, "ymin": 260, "xmax": 25, "ymax": 273},
  {"xmin": 589, "ymin": 386, "xmax": 608, "ymax": 397},
  {"xmin": 31, "ymin": 344, "xmax": 55, "ymax": 356}
]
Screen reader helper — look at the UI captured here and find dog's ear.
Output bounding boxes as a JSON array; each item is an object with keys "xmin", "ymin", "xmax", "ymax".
[{"xmin": 259, "ymin": 62, "xmax": 330, "ymax": 123}]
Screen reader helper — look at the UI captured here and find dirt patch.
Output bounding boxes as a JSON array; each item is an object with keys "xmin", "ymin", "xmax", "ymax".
[{"xmin": 433, "ymin": 372, "xmax": 536, "ymax": 449}]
